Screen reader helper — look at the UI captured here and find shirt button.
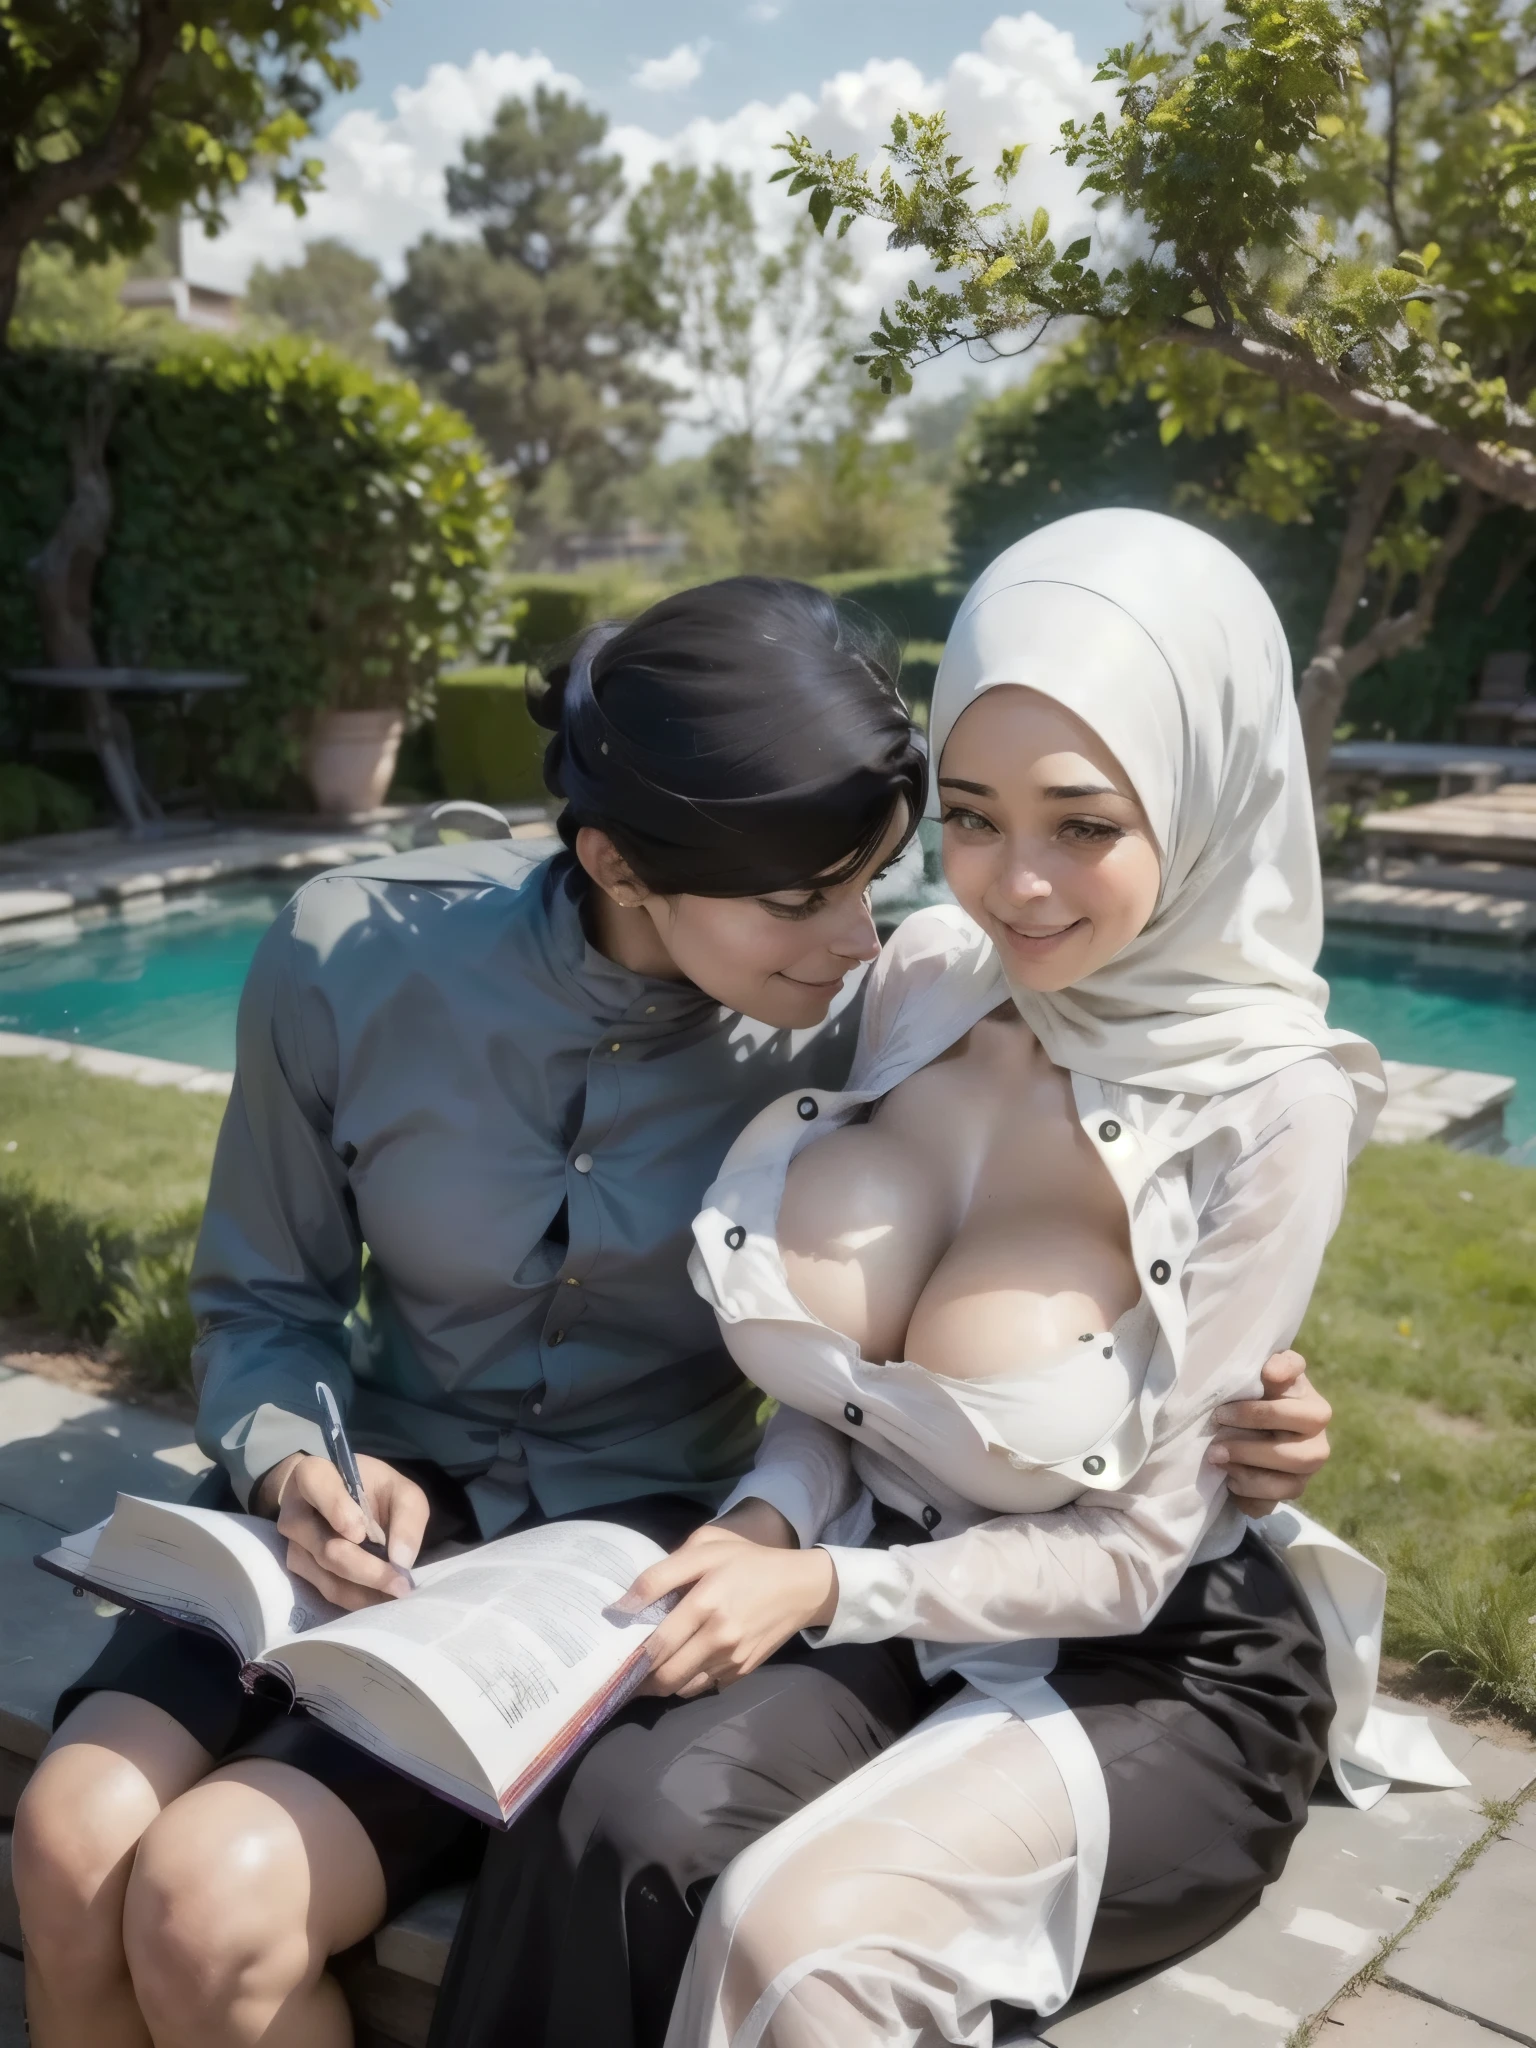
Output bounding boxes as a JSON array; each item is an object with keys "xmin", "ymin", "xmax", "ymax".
[
  {"xmin": 547, "ymin": 1331, "xmax": 564, "ymax": 1347},
  {"xmin": 573, "ymin": 1153, "xmax": 593, "ymax": 1173},
  {"xmin": 565, "ymin": 1275, "xmax": 581, "ymax": 1288},
  {"xmin": 645, "ymin": 1005, "xmax": 657, "ymax": 1016},
  {"xmin": 531, "ymin": 1401, "xmax": 543, "ymax": 1414},
  {"xmin": 609, "ymin": 1041, "xmax": 622, "ymax": 1053},
  {"xmin": 1083, "ymin": 1455, "xmax": 1106, "ymax": 1476},
  {"xmin": 797, "ymin": 1096, "xmax": 819, "ymax": 1120},
  {"xmin": 1098, "ymin": 1119, "xmax": 1122, "ymax": 1144},
  {"xmin": 725, "ymin": 1225, "xmax": 746, "ymax": 1250},
  {"xmin": 843, "ymin": 1402, "xmax": 863, "ymax": 1426},
  {"xmin": 1150, "ymin": 1259, "xmax": 1171, "ymax": 1284},
  {"xmin": 921, "ymin": 1505, "xmax": 941, "ymax": 1531}
]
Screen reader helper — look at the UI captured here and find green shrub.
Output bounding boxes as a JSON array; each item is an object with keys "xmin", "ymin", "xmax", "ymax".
[
  {"xmin": 0, "ymin": 340, "xmax": 510, "ymax": 805},
  {"xmin": 505, "ymin": 571, "xmax": 675, "ymax": 666},
  {"xmin": 816, "ymin": 570, "xmax": 964, "ymax": 646},
  {"xmin": 109, "ymin": 1206, "xmax": 203, "ymax": 1391},
  {"xmin": 0, "ymin": 763, "xmax": 94, "ymax": 843},
  {"xmin": 897, "ymin": 641, "xmax": 944, "ymax": 714},
  {"xmin": 0, "ymin": 1172, "xmax": 132, "ymax": 1337},
  {"xmin": 435, "ymin": 666, "xmax": 549, "ymax": 806}
]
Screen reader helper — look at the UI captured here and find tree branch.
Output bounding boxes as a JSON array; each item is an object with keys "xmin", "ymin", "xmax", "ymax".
[
  {"xmin": 1166, "ymin": 321, "xmax": 1536, "ymax": 509},
  {"xmin": 1297, "ymin": 480, "xmax": 1485, "ymax": 799},
  {"xmin": 0, "ymin": 0, "xmax": 184, "ymax": 250}
]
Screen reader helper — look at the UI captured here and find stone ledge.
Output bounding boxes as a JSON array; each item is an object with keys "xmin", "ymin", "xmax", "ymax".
[{"xmin": 0, "ymin": 1029, "xmax": 233, "ymax": 1098}]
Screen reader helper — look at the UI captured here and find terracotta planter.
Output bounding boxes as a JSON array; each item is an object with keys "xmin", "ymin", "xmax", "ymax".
[{"xmin": 305, "ymin": 709, "xmax": 404, "ymax": 816}]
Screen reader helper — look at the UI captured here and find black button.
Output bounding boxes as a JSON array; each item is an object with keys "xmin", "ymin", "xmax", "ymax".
[
  {"xmin": 921, "ymin": 1505, "xmax": 941, "ymax": 1530},
  {"xmin": 1097, "ymin": 1120, "xmax": 1121, "ymax": 1144},
  {"xmin": 548, "ymin": 1329, "xmax": 565, "ymax": 1346},
  {"xmin": 843, "ymin": 1402, "xmax": 863, "ymax": 1426},
  {"xmin": 1150, "ymin": 1259, "xmax": 1171, "ymax": 1284},
  {"xmin": 796, "ymin": 1096, "xmax": 819, "ymax": 1120},
  {"xmin": 725, "ymin": 1225, "xmax": 746, "ymax": 1250},
  {"xmin": 1078, "ymin": 1332, "xmax": 1094, "ymax": 1343},
  {"xmin": 1083, "ymin": 1455, "xmax": 1106, "ymax": 1476},
  {"xmin": 1102, "ymin": 1345, "xmax": 1114, "ymax": 1358}
]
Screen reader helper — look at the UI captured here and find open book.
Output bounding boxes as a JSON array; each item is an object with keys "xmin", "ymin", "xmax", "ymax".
[{"xmin": 39, "ymin": 1494, "xmax": 671, "ymax": 1827}]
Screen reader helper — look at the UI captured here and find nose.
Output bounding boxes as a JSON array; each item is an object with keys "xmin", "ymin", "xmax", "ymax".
[
  {"xmin": 993, "ymin": 845, "xmax": 1052, "ymax": 911},
  {"xmin": 829, "ymin": 890, "xmax": 881, "ymax": 962}
]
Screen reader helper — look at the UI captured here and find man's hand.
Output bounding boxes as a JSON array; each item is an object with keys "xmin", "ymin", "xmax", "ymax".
[
  {"xmin": 617, "ymin": 1507, "xmax": 836, "ymax": 1700},
  {"xmin": 1207, "ymin": 1350, "xmax": 1332, "ymax": 1517},
  {"xmin": 253, "ymin": 1452, "xmax": 428, "ymax": 1611}
]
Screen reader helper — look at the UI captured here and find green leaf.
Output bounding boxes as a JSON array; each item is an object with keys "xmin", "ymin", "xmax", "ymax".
[{"xmin": 808, "ymin": 185, "xmax": 834, "ymax": 234}]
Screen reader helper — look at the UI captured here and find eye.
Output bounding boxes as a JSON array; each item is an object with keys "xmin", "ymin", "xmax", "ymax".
[
  {"xmin": 758, "ymin": 891, "xmax": 826, "ymax": 921},
  {"xmin": 940, "ymin": 804, "xmax": 996, "ymax": 834},
  {"xmin": 1059, "ymin": 817, "xmax": 1124, "ymax": 845}
]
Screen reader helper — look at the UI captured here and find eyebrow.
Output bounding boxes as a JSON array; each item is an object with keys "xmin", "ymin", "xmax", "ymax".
[{"xmin": 938, "ymin": 776, "xmax": 1125, "ymax": 802}]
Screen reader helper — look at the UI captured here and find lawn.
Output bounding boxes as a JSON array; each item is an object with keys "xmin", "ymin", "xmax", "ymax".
[{"xmin": 1, "ymin": 1056, "xmax": 1532, "ymax": 1714}]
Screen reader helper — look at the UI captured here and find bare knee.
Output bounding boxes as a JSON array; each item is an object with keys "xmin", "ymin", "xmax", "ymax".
[
  {"xmin": 13, "ymin": 1695, "xmax": 207, "ymax": 1980},
  {"xmin": 123, "ymin": 1790, "xmax": 316, "ymax": 2033},
  {"xmin": 121, "ymin": 1761, "xmax": 385, "ymax": 2040}
]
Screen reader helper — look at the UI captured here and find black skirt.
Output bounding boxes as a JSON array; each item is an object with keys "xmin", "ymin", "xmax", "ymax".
[{"xmin": 428, "ymin": 1524, "xmax": 1332, "ymax": 2047}]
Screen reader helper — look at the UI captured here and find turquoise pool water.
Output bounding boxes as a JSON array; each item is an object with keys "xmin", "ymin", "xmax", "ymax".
[
  {"xmin": 0, "ymin": 883, "xmax": 294, "ymax": 1072},
  {"xmin": 2, "ymin": 883, "xmax": 1533, "ymax": 1160}
]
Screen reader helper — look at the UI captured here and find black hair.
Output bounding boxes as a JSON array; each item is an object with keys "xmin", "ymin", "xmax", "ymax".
[{"xmin": 528, "ymin": 575, "xmax": 927, "ymax": 897}]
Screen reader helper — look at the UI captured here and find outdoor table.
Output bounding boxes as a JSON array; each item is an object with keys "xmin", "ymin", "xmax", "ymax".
[{"xmin": 7, "ymin": 667, "xmax": 247, "ymax": 836}]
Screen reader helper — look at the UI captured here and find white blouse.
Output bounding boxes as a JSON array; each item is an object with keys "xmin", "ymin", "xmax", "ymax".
[{"xmin": 693, "ymin": 907, "xmax": 1463, "ymax": 1808}]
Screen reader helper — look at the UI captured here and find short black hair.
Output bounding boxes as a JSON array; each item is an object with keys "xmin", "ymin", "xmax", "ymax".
[{"xmin": 529, "ymin": 575, "xmax": 926, "ymax": 896}]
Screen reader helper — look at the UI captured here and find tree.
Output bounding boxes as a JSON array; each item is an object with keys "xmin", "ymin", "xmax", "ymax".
[
  {"xmin": 0, "ymin": 0, "xmax": 374, "ymax": 343},
  {"xmin": 391, "ymin": 89, "xmax": 667, "ymax": 553},
  {"xmin": 622, "ymin": 162, "xmax": 859, "ymax": 521},
  {"xmin": 777, "ymin": 0, "xmax": 1536, "ymax": 797},
  {"xmin": 246, "ymin": 236, "xmax": 386, "ymax": 367}
]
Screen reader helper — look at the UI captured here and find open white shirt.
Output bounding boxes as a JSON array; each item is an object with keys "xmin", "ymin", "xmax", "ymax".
[{"xmin": 693, "ymin": 907, "xmax": 1463, "ymax": 1810}]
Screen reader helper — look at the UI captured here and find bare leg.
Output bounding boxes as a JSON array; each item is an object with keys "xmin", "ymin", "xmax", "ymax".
[
  {"xmin": 122, "ymin": 1757, "xmax": 388, "ymax": 2048},
  {"xmin": 14, "ymin": 1692, "xmax": 213, "ymax": 2048}
]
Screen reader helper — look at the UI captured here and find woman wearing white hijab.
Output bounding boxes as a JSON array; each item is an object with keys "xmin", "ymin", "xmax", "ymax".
[{"xmin": 626, "ymin": 510, "xmax": 1462, "ymax": 2046}]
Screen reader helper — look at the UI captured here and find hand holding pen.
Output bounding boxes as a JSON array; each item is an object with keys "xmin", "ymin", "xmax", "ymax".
[{"xmin": 252, "ymin": 1389, "xmax": 427, "ymax": 1610}]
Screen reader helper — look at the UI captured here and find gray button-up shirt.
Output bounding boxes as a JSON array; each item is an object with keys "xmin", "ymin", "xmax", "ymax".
[{"xmin": 190, "ymin": 842, "xmax": 865, "ymax": 1532}]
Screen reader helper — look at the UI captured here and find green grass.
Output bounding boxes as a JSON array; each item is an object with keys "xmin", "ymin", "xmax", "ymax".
[
  {"xmin": 1299, "ymin": 1142, "xmax": 1536, "ymax": 1716},
  {"xmin": 0, "ymin": 1059, "xmax": 223, "ymax": 1376}
]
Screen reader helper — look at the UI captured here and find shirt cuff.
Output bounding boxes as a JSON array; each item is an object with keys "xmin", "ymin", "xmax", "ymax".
[
  {"xmin": 215, "ymin": 1402, "xmax": 329, "ymax": 1509},
  {"xmin": 715, "ymin": 1468, "xmax": 827, "ymax": 1550},
  {"xmin": 805, "ymin": 1543, "xmax": 915, "ymax": 1646}
]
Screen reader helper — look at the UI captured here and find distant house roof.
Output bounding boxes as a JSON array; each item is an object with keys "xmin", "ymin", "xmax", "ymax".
[{"xmin": 118, "ymin": 276, "xmax": 243, "ymax": 333}]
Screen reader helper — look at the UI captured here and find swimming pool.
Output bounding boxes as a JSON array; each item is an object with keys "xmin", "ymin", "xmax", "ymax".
[{"xmin": 2, "ymin": 879, "xmax": 1533, "ymax": 1161}]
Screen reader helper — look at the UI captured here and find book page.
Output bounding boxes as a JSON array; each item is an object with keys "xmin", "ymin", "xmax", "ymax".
[
  {"xmin": 54, "ymin": 1497, "xmax": 341, "ymax": 1662},
  {"xmin": 270, "ymin": 1519, "xmax": 667, "ymax": 1820}
]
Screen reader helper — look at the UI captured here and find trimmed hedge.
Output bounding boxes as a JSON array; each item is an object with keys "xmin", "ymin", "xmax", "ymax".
[
  {"xmin": 0, "ymin": 339, "xmax": 510, "ymax": 806},
  {"xmin": 435, "ymin": 666, "xmax": 549, "ymax": 806},
  {"xmin": 816, "ymin": 570, "xmax": 964, "ymax": 647},
  {"xmin": 0, "ymin": 762, "xmax": 93, "ymax": 843},
  {"xmin": 505, "ymin": 572, "xmax": 675, "ymax": 667}
]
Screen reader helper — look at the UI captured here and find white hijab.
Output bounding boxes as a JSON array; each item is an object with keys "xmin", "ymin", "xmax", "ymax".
[{"xmin": 928, "ymin": 508, "xmax": 1383, "ymax": 1133}]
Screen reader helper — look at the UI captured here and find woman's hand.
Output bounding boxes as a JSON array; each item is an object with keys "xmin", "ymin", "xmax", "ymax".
[
  {"xmin": 253, "ymin": 1452, "xmax": 427, "ymax": 1609},
  {"xmin": 618, "ymin": 1512, "xmax": 839, "ymax": 1699},
  {"xmin": 1207, "ymin": 1350, "xmax": 1332, "ymax": 1517}
]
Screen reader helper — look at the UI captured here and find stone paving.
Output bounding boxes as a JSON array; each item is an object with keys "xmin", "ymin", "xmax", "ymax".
[{"xmin": 0, "ymin": 1361, "xmax": 1531, "ymax": 2047}]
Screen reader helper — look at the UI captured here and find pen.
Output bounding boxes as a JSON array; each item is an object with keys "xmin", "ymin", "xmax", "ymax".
[{"xmin": 315, "ymin": 1380, "xmax": 392, "ymax": 1565}]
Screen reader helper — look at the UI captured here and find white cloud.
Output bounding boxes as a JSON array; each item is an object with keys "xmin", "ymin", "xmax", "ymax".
[
  {"xmin": 193, "ymin": 8, "xmax": 1115, "ymax": 400},
  {"xmin": 745, "ymin": 3, "xmax": 784, "ymax": 20},
  {"xmin": 188, "ymin": 48, "xmax": 581, "ymax": 288},
  {"xmin": 632, "ymin": 42, "xmax": 708, "ymax": 93}
]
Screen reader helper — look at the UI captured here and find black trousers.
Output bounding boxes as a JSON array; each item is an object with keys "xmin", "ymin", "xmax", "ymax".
[{"xmin": 427, "ymin": 1529, "xmax": 1332, "ymax": 2047}]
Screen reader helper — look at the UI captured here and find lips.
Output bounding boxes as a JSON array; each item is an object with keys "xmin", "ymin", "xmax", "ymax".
[{"xmin": 996, "ymin": 917, "xmax": 1084, "ymax": 952}]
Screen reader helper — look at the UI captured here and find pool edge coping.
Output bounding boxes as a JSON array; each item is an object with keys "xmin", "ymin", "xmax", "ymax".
[{"xmin": 0, "ymin": 1030, "xmax": 233, "ymax": 1098}]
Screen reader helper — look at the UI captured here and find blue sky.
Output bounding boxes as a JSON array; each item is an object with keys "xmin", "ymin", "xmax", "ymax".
[{"xmin": 324, "ymin": 1, "xmax": 1139, "ymax": 133}]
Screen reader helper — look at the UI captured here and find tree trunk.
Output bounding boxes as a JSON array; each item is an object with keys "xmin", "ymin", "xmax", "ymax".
[
  {"xmin": 1297, "ymin": 458, "xmax": 1485, "ymax": 832},
  {"xmin": 0, "ymin": 240, "xmax": 22, "ymax": 347},
  {"xmin": 27, "ymin": 377, "xmax": 116, "ymax": 668}
]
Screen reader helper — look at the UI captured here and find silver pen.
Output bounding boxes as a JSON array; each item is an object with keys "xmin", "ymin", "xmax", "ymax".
[{"xmin": 315, "ymin": 1380, "xmax": 393, "ymax": 1565}]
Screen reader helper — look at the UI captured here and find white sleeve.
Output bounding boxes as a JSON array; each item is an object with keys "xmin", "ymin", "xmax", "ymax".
[
  {"xmin": 716, "ymin": 1403, "xmax": 860, "ymax": 1549},
  {"xmin": 814, "ymin": 1089, "xmax": 1355, "ymax": 1645}
]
